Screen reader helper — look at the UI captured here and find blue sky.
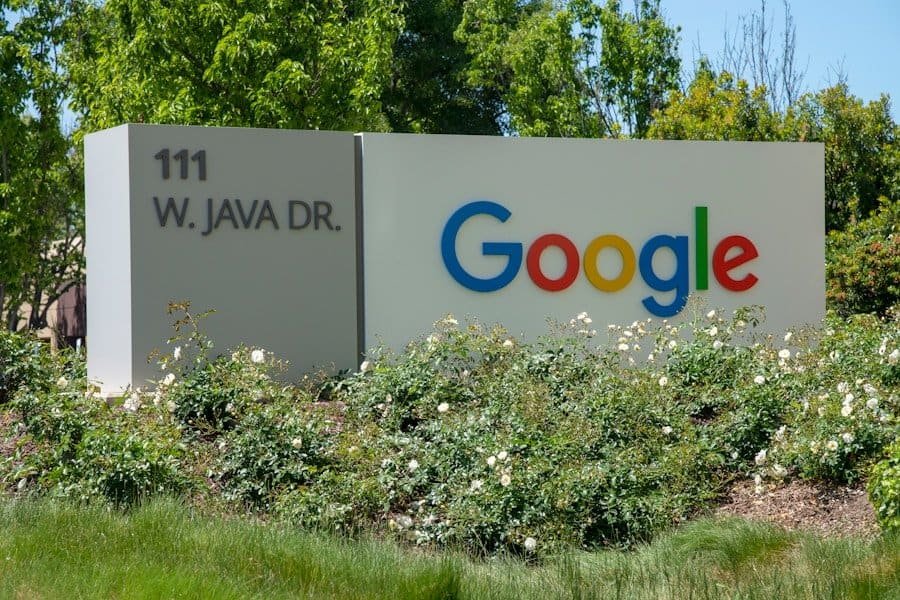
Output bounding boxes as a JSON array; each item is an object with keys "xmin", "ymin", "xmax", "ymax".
[{"xmin": 662, "ymin": 0, "xmax": 899, "ymax": 116}]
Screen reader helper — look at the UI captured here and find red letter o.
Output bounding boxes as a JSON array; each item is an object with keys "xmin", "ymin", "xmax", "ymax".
[{"xmin": 526, "ymin": 234, "xmax": 580, "ymax": 291}]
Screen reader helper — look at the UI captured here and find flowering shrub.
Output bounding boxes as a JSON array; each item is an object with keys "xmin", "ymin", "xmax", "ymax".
[
  {"xmin": 868, "ymin": 441, "xmax": 900, "ymax": 532},
  {"xmin": 8, "ymin": 376, "xmax": 185, "ymax": 504},
  {"xmin": 0, "ymin": 329, "xmax": 82, "ymax": 404},
  {"xmin": 756, "ymin": 311, "xmax": 899, "ymax": 485},
  {"xmin": 276, "ymin": 311, "xmax": 776, "ymax": 553},
  {"xmin": 826, "ymin": 200, "xmax": 900, "ymax": 317},
  {"xmin": 1, "ymin": 301, "xmax": 897, "ymax": 546},
  {"xmin": 215, "ymin": 396, "xmax": 334, "ymax": 509},
  {"xmin": 150, "ymin": 302, "xmax": 291, "ymax": 435}
]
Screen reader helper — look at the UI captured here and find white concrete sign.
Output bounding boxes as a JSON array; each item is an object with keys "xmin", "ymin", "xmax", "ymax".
[
  {"xmin": 86, "ymin": 126, "xmax": 824, "ymax": 392},
  {"xmin": 86, "ymin": 125, "xmax": 359, "ymax": 393},
  {"xmin": 360, "ymin": 134, "xmax": 824, "ymax": 351}
]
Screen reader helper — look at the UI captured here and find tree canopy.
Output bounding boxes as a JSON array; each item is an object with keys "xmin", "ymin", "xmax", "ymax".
[
  {"xmin": 0, "ymin": 0, "xmax": 82, "ymax": 332},
  {"xmin": 67, "ymin": 0, "xmax": 404, "ymax": 131},
  {"xmin": 0, "ymin": 0, "xmax": 898, "ymax": 329}
]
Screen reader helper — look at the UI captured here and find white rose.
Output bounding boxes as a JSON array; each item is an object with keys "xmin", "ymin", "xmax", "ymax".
[
  {"xmin": 486, "ymin": 455, "xmax": 497, "ymax": 467},
  {"xmin": 437, "ymin": 402, "xmax": 449, "ymax": 413},
  {"xmin": 500, "ymin": 473, "xmax": 511, "ymax": 487},
  {"xmin": 497, "ymin": 451, "xmax": 508, "ymax": 461},
  {"xmin": 359, "ymin": 360, "xmax": 373, "ymax": 373},
  {"xmin": 407, "ymin": 459, "xmax": 419, "ymax": 472},
  {"xmin": 524, "ymin": 537, "xmax": 537, "ymax": 552},
  {"xmin": 754, "ymin": 449, "xmax": 767, "ymax": 465},
  {"xmin": 251, "ymin": 349, "xmax": 265, "ymax": 364},
  {"xmin": 123, "ymin": 394, "xmax": 141, "ymax": 413},
  {"xmin": 56, "ymin": 376, "xmax": 68, "ymax": 389},
  {"xmin": 753, "ymin": 375, "xmax": 766, "ymax": 385},
  {"xmin": 775, "ymin": 425, "xmax": 786, "ymax": 442},
  {"xmin": 888, "ymin": 349, "xmax": 900, "ymax": 364},
  {"xmin": 658, "ymin": 376, "xmax": 668, "ymax": 387}
]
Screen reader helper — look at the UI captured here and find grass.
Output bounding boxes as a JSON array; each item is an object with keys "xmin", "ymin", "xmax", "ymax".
[{"xmin": 0, "ymin": 499, "xmax": 896, "ymax": 599}]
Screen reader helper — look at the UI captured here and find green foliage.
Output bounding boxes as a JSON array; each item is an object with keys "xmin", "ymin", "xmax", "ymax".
[
  {"xmin": 869, "ymin": 441, "xmax": 900, "ymax": 533},
  {"xmin": 596, "ymin": 0, "xmax": 681, "ymax": 137},
  {"xmin": 383, "ymin": 0, "xmax": 503, "ymax": 134},
  {"xmin": 456, "ymin": 0, "xmax": 681, "ymax": 137},
  {"xmin": 790, "ymin": 85, "xmax": 899, "ymax": 230},
  {"xmin": 8, "ymin": 373, "xmax": 185, "ymax": 504},
  {"xmin": 0, "ymin": 1, "xmax": 83, "ymax": 331},
  {"xmin": 647, "ymin": 63, "xmax": 782, "ymax": 141},
  {"xmin": 0, "ymin": 330, "xmax": 57, "ymax": 403},
  {"xmin": 66, "ymin": 0, "xmax": 404, "ymax": 132},
  {"xmin": 2, "ymin": 304, "xmax": 898, "ymax": 544},
  {"xmin": 826, "ymin": 200, "xmax": 900, "ymax": 317},
  {"xmin": 649, "ymin": 71, "xmax": 899, "ymax": 232},
  {"xmin": 52, "ymin": 407, "xmax": 186, "ymax": 504},
  {"xmin": 760, "ymin": 311, "xmax": 899, "ymax": 485},
  {"xmin": 216, "ymin": 398, "xmax": 333, "ymax": 510}
]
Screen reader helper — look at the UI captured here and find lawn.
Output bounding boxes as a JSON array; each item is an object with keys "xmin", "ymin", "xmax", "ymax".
[{"xmin": 0, "ymin": 499, "xmax": 897, "ymax": 599}]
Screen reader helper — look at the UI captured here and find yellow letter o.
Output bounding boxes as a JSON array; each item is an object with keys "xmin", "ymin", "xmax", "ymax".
[{"xmin": 583, "ymin": 235, "xmax": 636, "ymax": 292}]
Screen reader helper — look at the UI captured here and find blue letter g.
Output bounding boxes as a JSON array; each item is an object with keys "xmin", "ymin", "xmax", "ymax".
[{"xmin": 441, "ymin": 200, "xmax": 523, "ymax": 292}]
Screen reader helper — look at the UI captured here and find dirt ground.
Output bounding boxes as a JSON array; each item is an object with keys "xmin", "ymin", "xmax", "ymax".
[{"xmin": 715, "ymin": 478, "xmax": 880, "ymax": 538}]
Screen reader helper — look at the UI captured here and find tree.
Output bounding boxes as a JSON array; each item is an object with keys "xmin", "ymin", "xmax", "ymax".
[
  {"xmin": 718, "ymin": 0, "xmax": 806, "ymax": 114},
  {"xmin": 596, "ymin": 0, "xmax": 681, "ymax": 137},
  {"xmin": 0, "ymin": 0, "xmax": 84, "ymax": 332},
  {"xmin": 382, "ymin": 0, "xmax": 504, "ymax": 134},
  {"xmin": 649, "ymin": 64, "xmax": 898, "ymax": 231},
  {"xmin": 647, "ymin": 61, "xmax": 782, "ymax": 141},
  {"xmin": 456, "ymin": 0, "xmax": 681, "ymax": 138},
  {"xmin": 66, "ymin": 0, "xmax": 405, "ymax": 132},
  {"xmin": 787, "ymin": 85, "xmax": 898, "ymax": 230}
]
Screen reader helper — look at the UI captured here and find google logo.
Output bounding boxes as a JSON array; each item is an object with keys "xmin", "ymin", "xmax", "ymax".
[{"xmin": 440, "ymin": 200, "xmax": 759, "ymax": 318}]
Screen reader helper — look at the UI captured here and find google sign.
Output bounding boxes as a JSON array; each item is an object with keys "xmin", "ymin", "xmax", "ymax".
[
  {"xmin": 442, "ymin": 201, "xmax": 759, "ymax": 317},
  {"xmin": 87, "ymin": 126, "xmax": 823, "ymax": 393},
  {"xmin": 362, "ymin": 133, "xmax": 823, "ymax": 354}
]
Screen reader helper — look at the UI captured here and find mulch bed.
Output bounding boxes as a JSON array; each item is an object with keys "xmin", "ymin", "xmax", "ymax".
[{"xmin": 715, "ymin": 478, "xmax": 880, "ymax": 538}]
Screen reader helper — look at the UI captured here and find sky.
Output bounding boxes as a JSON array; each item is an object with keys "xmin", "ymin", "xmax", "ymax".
[{"xmin": 662, "ymin": 0, "xmax": 900, "ymax": 116}]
